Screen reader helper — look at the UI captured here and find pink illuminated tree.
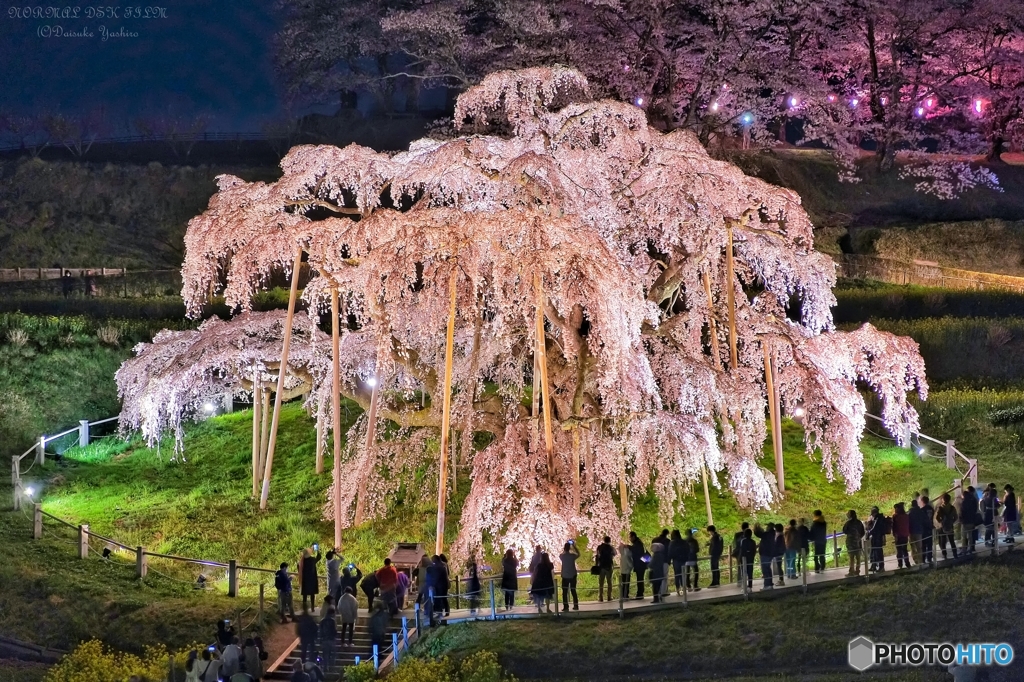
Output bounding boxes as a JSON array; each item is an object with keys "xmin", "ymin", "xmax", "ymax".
[{"xmin": 175, "ymin": 67, "xmax": 927, "ymax": 559}]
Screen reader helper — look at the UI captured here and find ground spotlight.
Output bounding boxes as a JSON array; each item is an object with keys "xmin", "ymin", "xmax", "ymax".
[
  {"xmin": 203, "ymin": 402, "xmax": 215, "ymax": 412},
  {"xmin": 367, "ymin": 377, "xmax": 378, "ymax": 388}
]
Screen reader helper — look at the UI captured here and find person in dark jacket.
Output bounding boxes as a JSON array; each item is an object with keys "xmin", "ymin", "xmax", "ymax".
[
  {"xmin": 594, "ymin": 536, "xmax": 616, "ymax": 602},
  {"xmin": 340, "ymin": 564, "xmax": 362, "ymax": 597},
  {"xmin": 908, "ymin": 498, "xmax": 925, "ymax": 565},
  {"xmin": 685, "ymin": 530, "xmax": 701, "ymax": 591},
  {"xmin": 432, "ymin": 555, "xmax": 451, "ymax": 617},
  {"xmin": 783, "ymin": 520, "xmax": 799, "ymax": 579},
  {"xmin": 369, "ymin": 601, "xmax": 390, "ymax": 646},
  {"xmin": 500, "ymin": 549, "xmax": 518, "ymax": 611},
  {"xmin": 865, "ymin": 507, "xmax": 886, "ymax": 573},
  {"xmin": 530, "ymin": 552, "xmax": 555, "ymax": 613},
  {"xmin": 629, "ymin": 532, "xmax": 648, "ymax": 600},
  {"xmin": 360, "ymin": 572, "xmax": 379, "ymax": 612},
  {"xmin": 739, "ymin": 528, "xmax": 757, "ymax": 590},
  {"xmin": 796, "ymin": 518, "xmax": 810, "ymax": 575},
  {"xmin": 892, "ymin": 503, "xmax": 911, "ymax": 568},
  {"xmin": 275, "ymin": 563, "xmax": 296, "ymax": 623},
  {"xmin": 1002, "ymin": 484, "xmax": 1018, "ymax": 543},
  {"xmin": 753, "ymin": 523, "xmax": 775, "ymax": 590},
  {"xmin": 842, "ymin": 510, "xmax": 865, "ymax": 576},
  {"xmin": 466, "ymin": 557, "xmax": 482, "ymax": 614},
  {"xmin": 961, "ymin": 486, "xmax": 979, "ymax": 554},
  {"xmin": 707, "ymin": 525, "xmax": 724, "ymax": 587},
  {"xmin": 300, "ymin": 547, "xmax": 322, "ymax": 611},
  {"xmin": 920, "ymin": 496, "xmax": 935, "ymax": 565},
  {"xmin": 981, "ymin": 485, "xmax": 1002, "ymax": 546},
  {"xmin": 731, "ymin": 522, "xmax": 750, "ymax": 584},
  {"xmin": 296, "ymin": 609, "xmax": 318, "ymax": 663},
  {"xmin": 810, "ymin": 511, "xmax": 828, "ymax": 573},
  {"xmin": 667, "ymin": 530, "xmax": 688, "ymax": 596},
  {"xmin": 935, "ymin": 493, "xmax": 959, "ymax": 560},
  {"xmin": 772, "ymin": 523, "xmax": 786, "ymax": 586},
  {"xmin": 558, "ymin": 542, "xmax": 580, "ymax": 611}
]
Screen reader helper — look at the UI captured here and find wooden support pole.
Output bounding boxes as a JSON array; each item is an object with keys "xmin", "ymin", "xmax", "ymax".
[
  {"xmin": 770, "ymin": 350, "xmax": 784, "ymax": 491},
  {"xmin": 726, "ymin": 224, "xmax": 739, "ymax": 370},
  {"xmin": 78, "ymin": 524, "xmax": 89, "ymax": 559},
  {"xmin": 33, "ymin": 503, "xmax": 42, "ymax": 539},
  {"xmin": 763, "ymin": 344, "xmax": 785, "ymax": 493},
  {"xmin": 702, "ymin": 271, "xmax": 723, "ymax": 371},
  {"xmin": 619, "ymin": 459, "xmax": 629, "ymax": 514},
  {"xmin": 136, "ymin": 546, "xmax": 147, "ymax": 579},
  {"xmin": 259, "ymin": 388, "xmax": 270, "ymax": 481},
  {"xmin": 315, "ymin": 416, "xmax": 324, "ymax": 475},
  {"xmin": 355, "ymin": 372, "xmax": 380, "ymax": 526},
  {"xmin": 701, "ymin": 466, "xmax": 714, "ymax": 526},
  {"xmin": 259, "ymin": 246, "xmax": 303, "ymax": 510},
  {"xmin": 435, "ymin": 269, "xmax": 458, "ymax": 557},
  {"xmin": 532, "ymin": 352, "xmax": 540, "ymax": 421},
  {"xmin": 535, "ymin": 273, "xmax": 555, "ymax": 477},
  {"xmin": 331, "ymin": 287, "xmax": 343, "ymax": 549},
  {"xmin": 252, "ymin": 365, "xmax": 261, "ymax": 498}
]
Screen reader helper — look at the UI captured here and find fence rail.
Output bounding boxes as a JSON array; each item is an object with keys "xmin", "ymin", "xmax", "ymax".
[
  {"xmin": 0, "ymin": 267, "xmax": 128, "ymax": 282},
  {"xmin": 837, "ymin": 254, "xmax": 1024, "ymax": 293}
]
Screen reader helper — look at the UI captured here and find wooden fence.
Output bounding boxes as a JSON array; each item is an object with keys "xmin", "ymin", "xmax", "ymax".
[
  {"xmin": 0, "ymin": 267, "xmax": 127, "ymax": 282},
  {"xmin": 837, "ymin": 254, "xmax": 1024, "ymax": 293}
]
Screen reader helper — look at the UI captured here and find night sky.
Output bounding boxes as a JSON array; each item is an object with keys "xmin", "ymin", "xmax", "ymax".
[{"xmin": 0, "ymin": 1, "xmax": 298, "ymax": 131}]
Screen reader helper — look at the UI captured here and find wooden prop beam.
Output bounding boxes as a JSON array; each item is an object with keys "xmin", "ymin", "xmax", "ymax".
[
  {"xmin": 702, "ymin": 271, "xmax": 723, "ymax": 371},
  {"xmin": 763, "ymin": 343, "xmax": 785, "ymax": 493},
  {"xmin": 535, "ymin": 273, "xmax": 555, "ymax": 477},
  {"xmin": 572, "ymin": 428, "xmax": 581, "ymax": 511},
  {"xmin": 771, "ymin": 348, "xmax": 785, "ymax": 493},
  {"xmin": 701, "ymin": 465, "xmax": 714, "ymax": 526},
  {"xmin": 259, "ymin": 246, "xmax": 303, "ymax": 510},
  {"xmin": 354, "ymin": 372, "xmax": 380, "ymax": 526},
  {"xmin": 331, "ymin": 287, "xmax": 343, "ymax": 549},
  {"xmin": 435, "ymin": 269, "xmax": 458, "ymax": 556},
  {"xmin": 315, "ymin": 418, "xmax": 324, "ymax": 475},
  {"xmin": 258, "ymin": 388, "xmax": 270, "ymax": 482},
  {"xmin": 726, "ymin": 224, "xmax": 739, "ymax": 370},
  {"xmin": 252, "ymin": 365, "xmax": 261, "ymax": 498},
  {"xmin": 619, "ymin": 459, "xmax": 629, "ymax": 514}
]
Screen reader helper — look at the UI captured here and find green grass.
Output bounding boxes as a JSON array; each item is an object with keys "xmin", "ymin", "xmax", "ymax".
[
  {"xmin": 418, "ymin": 551, "xmax": 1024, "ymax": 680},
  {"xmin": 834, "ymin": 281, "xmax": 1024, "ymax": 323}
]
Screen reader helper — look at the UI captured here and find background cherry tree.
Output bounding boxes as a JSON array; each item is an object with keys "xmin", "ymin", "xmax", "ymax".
[{"xmin": 176, "ymin": 67, "xmax": 927, "ymax": 559}]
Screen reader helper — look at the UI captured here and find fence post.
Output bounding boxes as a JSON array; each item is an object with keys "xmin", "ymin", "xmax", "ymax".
[
  {"xmin": 554, "ymin": 577, "xmax": 560, "ymax": 616},
  {"xmin": 392, "ymin": 632, "xmax": 400, "ymax": 665},
  {"xmin": 832, "ymin": 532, "xmax": 838, "ymax": 568},
  {"xmin": 954, "ymin": 478, "xmax": 963, "ymax": 498},
  {"xmin": 223, "ymin": 392, "xmax": 234, "ymax": 414},
  {"xmin": 489, "ymin": 580, "xmax": 496, "ymax": 621},
  {"xmin": 12, "ymin": 457, "xmax": 22, "ymax": 511},
  {"xmin": 682, "ymin": 576, "xmax": 688, "ymax": 606},
  {"xmin": 898, "ymin": 424, "xmax": 911, "ymax": 449},
  {"xmin": 402, "ymin": 616, "xmax": 409, "ymax": 650},
  {"xmin": 414, "ymin": 602, "xmax": 421, "ymax": 632},
  {"xmin": 33, "ymin": 503, "xmax": 42, "ymax": 539},
  {"xmin": 372, "ymin": 644, "xmax": 379, "ymax": 673},
  {"xmin": 945, "ymin": 440, "xmax": 955, "ymax": 469},
  {"xmin": 36, "ymin": 436, "xmax": 46, "ymax": 466},
  {"xmin": 136, "ymin": 546, "xmax": 147, "ymax": 579},
  {"xmin": 79, "ymin": 420, "xmax": 90, "ymax": 448},
  {"xmin": 617, "ymin": 571, "xmax": 624, "ymax": 618},
  {"xmin": 802, "ymin": 550, "xmax": 808, "ymax": 594},
  {"xmin": 969, "ymin": 459, "xmax": 978, "ymax": 488},
  {"xmin": 259, "ymin": 583, "xmax": 265, "ymax": 626},
  {"xmin": 228, "ymin": 560, "xmax": 238, "ymax": 598},
  {"xmin": 78, "ymin": 524, "xmax": 89, "ymax": 559}
]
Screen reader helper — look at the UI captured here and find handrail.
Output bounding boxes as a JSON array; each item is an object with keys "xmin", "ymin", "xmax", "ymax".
[
  {"xmin": 89, "ymin": 416, "xmax": 119, "ymax": 427},
  {"xmin": 85, "ymin": 529, "xmax": 137, "ymax": 552},
  {"xmin": 42, "ymin": 427, "xmax": 78, "ymax": 444},
  {"xmin": 39, "ymin": 509, "xmax": 78, "ymax": 531},
  {"xmin": 144, "ymin": 551, "xmax": 229, "ymax": 568}
]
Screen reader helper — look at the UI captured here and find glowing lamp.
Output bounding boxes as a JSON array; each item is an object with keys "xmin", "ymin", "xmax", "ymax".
[
  {"xmin": 25, "ymin": 486, "xmax": 35, "ymax": 497},
  {"xmin": 974, "ymin": 99, "xmax": 983, "ymax": 114},
  {"xmin": 635, "ymin": 97, "xmax": 644, "ymax": 106},
  {"xmin": 917, "ymin": 447, "xmax": 926, "ymax": 455},
  {"xmin": 367, "ymin": 377, "xmax": 378, "ymax": 388},
  {"xmin": 203, "ymin": 402, "xmax": 215, "ymax": 412},
  {"xmin": 880, "ymin": 96, "xmax": 888, "ymax": 105},
  {"xmin": 789, "ymin": 96, "xmax": 798, "ymax": 107},
  {"xmin": 793, "ymin": 407, "xmax": 805, "ymax": 418},
  {"xmin": 623, "ymin": 65, "xmax": 630, "ymax": 72},
  {"xmin": 711, "ymin": 102, "xmax": 719, "ymax": 112},
  {"xmin": 741, "ymin": 112, "xmax": 753, "ymax": 125},
  {"xmin": 827, "ymin": 94, "xmax": 837, "ymax": 102},
  {"xmin": 926, "ymin": 98, "xmax": 934, "ymax": 108},
  {"xmin": 916, "ymin": 107, "xmax": 925, "ymax": 116},
  {"xmin": 850, "ymin": 98, "xmax": 859, "ymax": 107}
]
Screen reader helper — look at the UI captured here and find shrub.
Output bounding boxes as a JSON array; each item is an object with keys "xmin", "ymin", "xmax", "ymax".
[
  {"xmin": 344, "ymin": 661, "xmax": 379, "ymax": 682},
  {"xmin": 386, "ymin": 656, "xmax": 456, "ymax": 682},
  {"xmin": 833, "ymin": 283, "xmax": 1024, "ymax": 323},
  {"xmin": 43, "ymin": 639, "xmax": 179, "ymax": 682},
  {"xmin": 459, "ymin": 651, "xmax": 516, "ymax": 682},
  {"xmin": 7, "ymin": 328, "xmax": 29, "ymax": 347},
  {"xmin": 96, "ymin": 325, "xmax": 121, "ymax": 347}
]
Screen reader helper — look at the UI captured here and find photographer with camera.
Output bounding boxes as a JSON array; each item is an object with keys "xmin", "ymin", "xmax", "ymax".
[{"xmin": 559, "ymin": 540, "xmax": 580, "ymax": 611}]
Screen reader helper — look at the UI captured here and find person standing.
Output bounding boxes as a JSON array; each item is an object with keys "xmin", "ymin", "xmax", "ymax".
[
  {"xmin": 501, "ymin": 549, "xmax": 518, "ymax": 611},
  {"xmin": 982, "ymin": 485, "xmax": 1002, "ymax": 547},
  {"xmin": 754, "ymin": 523, "xmax": 775, "ymax": 590},
  {"xmin": 618, "ymin": 540, "xmax": 633, "ymax": 600},
  {"xmin": 842, "ymin": 510, "xmax": 865, "ymax": 577},
  {"xmin": 326, "ymin": 550, "xmax": 343, "ymax": 603},
  {"xmin": 559, "ymin": 541, "xmax": 580, "ymax": 611},
  {"xmin": 221, "ymin": 637, "xmax": 242, "ymax": 679},
  {"xmin": 296, "ymin": 609, "xmax": 318, "ymax": 663},
  {"xmin": 340, "ymin": 563, "xmax": 362, "ymax": 598},
  {"xmin": 796, "ymin": 518, "xmax": 810, "ymax": 575},
  {"xmin": 242, "ymin": 638, "xmax": 263, "ymax": 681},
  {"xmin": 685, "ymin": 529, "xmax": 701, "ymax": 591},
  {"xmin": 707, "ymin": 525, "xmax": 723, "ymax": 587},
  {"xmin": 595, "ymin": 536, "xmax": 616, "ymax": 602},
  {"xmin": 668, "ymin": 530, "xmax": 688, "ymax": 596},
  {"xmin": 376, "ymin": 558, "xmax": 399, "ymax": 614},
  {"xmin": 648, "ymin": 541, "xmax": 667, "ymax": 603},
  {"xmin": 530, "ymin": 552, "xmax": 555, "ymax": 613},
  {"xmin": 465, "ymin": 558, "xmax": 482, "ymax": 614},
  {"xmin": 935, "ymin": 493, "xmax": 959, "ymax": 560},
  {"xmin": 629, "ymin": 532, "xmax": 648, "ymax": 600},
  {"xmin": 275, "ymin": 562, "xmax": 296, "ymax": 623},
  {"xmin": 740, "ymin": 528, "xmax": 756, "ymax": 591},
  {"xmin": 731, "ymin": 522, "xmax": 750, "ymax": 584},
  {"xmin": 772, "ymin": 524, "xmax": 786, "ymax": 586},
  {"xmin": 318, "ymin": 605, "xmax": 337, "ymax": 669},
  {"xmin": 360, "ymin": 571, "xmax": 379, "ymax": 613},
  {"xmin": 892, "ymin": 503, "xmax": 911, "ymax": 568},
  {"xmin": 528, "ymin": 545, "xmax": 544, "ymax": 575},
  {"xmin": 810, "ymin": 512, "xmax": 828, "ymax": 573},
  {"xmin": 369, "ymin": 601, "xmax": 389, "ymax": 646},
  {"xmin": 960, "ymin": 486, "xmax": 979, "ymax": 554},
  {"xmin": 432, "ymin": 555, "xmax": 451, "ymax": 617},
  {"xmin": 1002, "ymin": 484, "xmax": 1018, "ymax": 543},
  {"xmin": 300, "ymin": 547, "xmax": 322, "ymax": 612},
  {"xmin": 195, "ymin": 649, "xmax": 221, "ymax": 682},
  {"xmin": 396, "ymin": 569, "xmax": 410, "ymax": 610},
  {"xmin": 339, "ymin": 587, "xmax": 358, "ymax": 646},
  {"xmin": 908, "ymin": 497, "xmax": 925, "ymax": 566},
  {"xmin": 920, "ymin": 496, "xmax": 935, "ymax": 566},
  {"xmin": 865, "ymin": 507, "xmax": 886, "ymax": 573},
  {"xmin": 783, "ymin": 520, "xmax": 799, "ymax": 579}
]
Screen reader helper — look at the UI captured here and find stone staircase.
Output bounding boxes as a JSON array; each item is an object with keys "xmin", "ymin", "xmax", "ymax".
[{"xmin": 264, "ymin": 613, "xmax": 404, "ymax": 680}]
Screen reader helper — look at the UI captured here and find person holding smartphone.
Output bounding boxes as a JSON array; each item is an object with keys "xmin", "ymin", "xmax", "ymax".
[
  {"xmin": 300, "ymin": 546, "xmax": 322, "ymax": 612},
  {"xmin": 559, "ymin": 541, "xmax": 580, "ymax": 610}
]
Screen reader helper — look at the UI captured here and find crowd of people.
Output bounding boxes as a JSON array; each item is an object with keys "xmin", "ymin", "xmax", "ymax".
[{"xmin": 180, "ymin": 620, "xmax": 268, "ymax": 682}]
